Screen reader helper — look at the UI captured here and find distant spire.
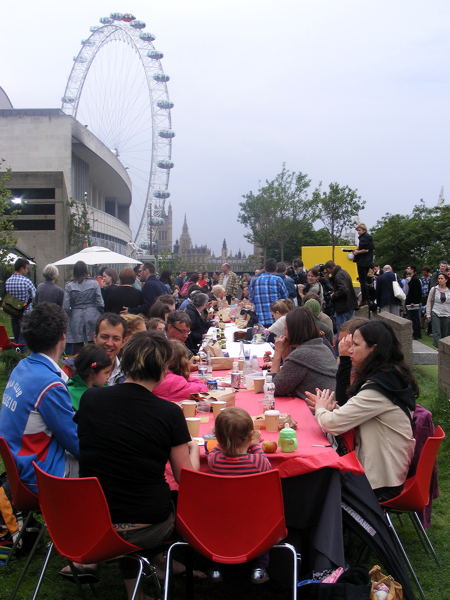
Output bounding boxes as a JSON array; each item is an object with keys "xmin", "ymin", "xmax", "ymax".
[
  {"xmin": 182, "ymin": 214, "xmax": 188, "ymax": 233},
  {"xmin": 222, "ymin": 238, "xmax": 227, "ymax": 249},
  {"xmin": 438, "ymin": 186, "xmax": 445, "ymax": 206}
]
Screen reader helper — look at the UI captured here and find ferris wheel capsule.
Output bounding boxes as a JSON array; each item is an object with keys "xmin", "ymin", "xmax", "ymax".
[
  {"xmin": 99, "ymin": 17, "xmax": 113, "ymax": 25},
  {"xmin": 139, "ymin": 32, "xmax": 156, "ymax": 42},
  {"xmin": 73, "ymin": 56, "xmax": 88, "ymax": 63},
  {"xmin": 90, "ymin": 26, "xmax": 100, "ymax": 32},
  {"xmin": 147, "ymin": 50, "xmax": 164, "ymax": 60},
  {"xmin": 122, "ymin": 13, "xmax": 136, "ymax": 22},
  {"xmin": 157, "ymin": 100, "xmax": 174, "ymax": 110},
  {"xmin": 81, "ymin": 39, "xmax": 95, "ymax": 46},
  {"xmin": 154, "ymin": 190, "xmax": 171, "ymax": 199},
  {"xmin": 153, "ymin": 73, "xmax": 170, "ymax": 83},
  {"xmin": 157, "ymin": 160, "xmax": 174, "ymax": 169},
  {"xmin": 130, "ymin": 20, "xmax": 146, "ymax": 29},
  {"xmin": 158, "ymin": 129, "xmax": 175, "ymax": 139},
  {"xmin": 61, "ymin": 96, "xmax": 75, "ymax": 103},
  {"xmin": 110, "ymin": 12, "xmax": 124, "ymax": 20}
]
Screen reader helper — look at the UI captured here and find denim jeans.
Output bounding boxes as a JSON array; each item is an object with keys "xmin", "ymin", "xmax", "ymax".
[
  {"xmin": 431, "ymin": 313, "xmax": 449, "ymax": 347},
  {"xmin": 335, "ymin": 311, "xmax": 354, "ymax": 332}
]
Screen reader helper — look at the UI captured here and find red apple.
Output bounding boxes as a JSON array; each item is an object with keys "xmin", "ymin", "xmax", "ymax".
[{"xmin": 262, "ymin": 440, "xmax": 278, "ymax": 453}]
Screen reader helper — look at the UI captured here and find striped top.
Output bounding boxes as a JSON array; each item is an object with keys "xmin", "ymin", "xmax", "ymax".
[{"xmin": 207, "ymin": 443, "xmax": 272, "ymax": 475}]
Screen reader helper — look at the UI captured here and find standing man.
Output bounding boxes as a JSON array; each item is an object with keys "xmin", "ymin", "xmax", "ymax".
[
  {"xmin": 93, "ymin": 313, "xmax": 128, "ymax": 384},
  {"xmin": 249, "ymin": 258, "xmax": 288, "ymax": 327},
  {"xmin": 218, "ymin": 263, "xmax": 239, "ymax": 303},
  {"xmin": 175, "ymin": 270, "xmax": 188, "ymax": 289},
  {"xmin": 128, "ymin": 262, "xmax": 167, "ymax": 315},
  {"xmin": 353, "ymin": 223, "xmax": 374, "ymax": 305},
  {"xmin": 324, "ymin": 260, "xmax": 358, "ymax": 331},
  {"xmin": 275, "ymin": 262, "xmax": 297, "ymax": 301},
  {"xmin": 405, "ymin": 265, "xmax": 422, "ymax": 340},
  {"xmin": 5, "ymin": 257, "xmax": 36, "ymax": 344},
  {"xmin": 375, "ymin": 265, "xmax": 403, "ymax": 316},
  {"xmin": 0, "ymin": 303, "xmax": 79, "ymax": 492}
]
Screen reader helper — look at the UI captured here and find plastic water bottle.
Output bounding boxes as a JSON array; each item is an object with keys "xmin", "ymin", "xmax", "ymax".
[
  {"xmin": 263, "ymin": 375, "xmax": 275, "ymax": 410},
  {"xmin": 206, "ymin": 350, "xmax": 213, "ymax": 377},
  {"xmin": 250, "ymin": 354, "xmax": 259, "ymax": 374}
]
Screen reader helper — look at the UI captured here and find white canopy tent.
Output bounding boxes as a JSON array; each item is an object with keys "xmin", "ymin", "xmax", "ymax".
[{"xmin": 52, "ymin": 246, "xmax": 141, "ymax": 266}]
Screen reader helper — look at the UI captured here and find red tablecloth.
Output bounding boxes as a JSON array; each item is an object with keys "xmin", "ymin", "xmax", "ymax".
[{"xmin": 198, "ymin": 389, "xmax": 364, "ymax": 478}]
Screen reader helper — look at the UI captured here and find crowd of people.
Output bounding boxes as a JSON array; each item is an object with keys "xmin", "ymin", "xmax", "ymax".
[{"xmin": 0, "ymin": 237, "xmax": 448, "ymax": 594}]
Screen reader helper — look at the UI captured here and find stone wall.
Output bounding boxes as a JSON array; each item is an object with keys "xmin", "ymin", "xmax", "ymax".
[
  {"xmin": 375, "ymin": 311, "xmax": 413, "ymax": 366},
  {"xmin": 438, "ymin": 336, "xmax": 450, "ymax": 397}
]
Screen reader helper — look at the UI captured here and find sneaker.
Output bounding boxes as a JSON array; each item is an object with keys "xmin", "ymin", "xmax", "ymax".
[
  {"xmin": 251, "ymin": 567, "xmax": 269, "ymax": 584},
  {"xmin": 210, "ymin": 569, "xmax": 223, "ymax": 582}
]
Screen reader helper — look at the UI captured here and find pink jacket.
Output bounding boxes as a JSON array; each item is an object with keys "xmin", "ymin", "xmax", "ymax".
[{"xmin": 153, "ymin": 371, "xmax": 208, "ymax": 402}]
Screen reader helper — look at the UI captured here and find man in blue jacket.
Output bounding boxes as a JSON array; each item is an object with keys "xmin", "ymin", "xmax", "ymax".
[{"xmin": 0, "ymin": 302, "xmax": 79, "ymax": 492}]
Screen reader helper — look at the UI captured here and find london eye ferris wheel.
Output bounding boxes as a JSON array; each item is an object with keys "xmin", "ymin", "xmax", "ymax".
[{"xmin": 61, "ymin": 12, "xmax": 174, "ymax": 252}]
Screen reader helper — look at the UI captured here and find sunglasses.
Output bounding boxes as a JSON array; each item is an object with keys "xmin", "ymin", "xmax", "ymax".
[{"xmin": 172, "ymin": 324, "xmax": 190, "ymax": 335}]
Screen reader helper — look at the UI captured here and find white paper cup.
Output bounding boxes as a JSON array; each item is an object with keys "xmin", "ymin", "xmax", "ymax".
[
  {"xmin": 186, "ymin": 417, "xmax": 201, "ymax": 438},
  {"xmin": 211, "ymin": 400, "xmax": 227, "ymax": 417},
  {"xmin": 264, "ymin": 409, "xmax": 280, "ymax": 433},
  {"xmin": 181, "ymin": 400, "xmax": 197, "ymax": 418}
]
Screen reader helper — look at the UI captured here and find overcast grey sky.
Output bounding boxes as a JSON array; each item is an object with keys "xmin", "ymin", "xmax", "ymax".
[{"xmin": 2, "ymin": 1, "xmax": 450, "ymax": 256}]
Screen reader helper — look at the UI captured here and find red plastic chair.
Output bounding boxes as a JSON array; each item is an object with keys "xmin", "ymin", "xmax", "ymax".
[
  {"xmin": 0, "ymin": 437, "xmax": 45, "ymax": 600},
  {"xmin": 32, "ymin": 463, "xmax": 160, "ymax": 600},
  {"xmin": 0, "ymin": 325, "xmax": 24, "ymax": 352},
  {"xmin": 163, "ymin": 468, "xmax": 298, "ymax": 600},
  {"xmin": 380, "ymin": 425, "xmax": 445, "ymax": 600}
]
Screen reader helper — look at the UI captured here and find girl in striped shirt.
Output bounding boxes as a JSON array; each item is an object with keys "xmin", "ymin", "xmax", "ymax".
[{"xmin": 207, "ymin": 407, "xmax": 272, "ymax": 583}]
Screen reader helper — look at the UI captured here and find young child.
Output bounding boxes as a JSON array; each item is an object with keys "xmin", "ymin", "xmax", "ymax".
[
  {"xmin": 67, "ymin": 344, "xmax": 112, "ymax": 411},
  {"xmin": 208, "ymin": 407, "xmax": 272, "ymax": 584},
  {"xmin": 152, "ymin": 339, "xmax": 207, "ymax": 401}
]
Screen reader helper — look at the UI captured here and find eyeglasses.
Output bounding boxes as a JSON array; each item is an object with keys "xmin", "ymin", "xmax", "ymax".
[{"xmin": 171, "ymin": 324, "xmax": 190, "ymax": 336}]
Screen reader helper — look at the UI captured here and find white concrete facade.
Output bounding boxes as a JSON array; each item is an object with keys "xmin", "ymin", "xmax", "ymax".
[{"xmin": 0, "ymin": 109, "xmax": 132, "ymax": 278}]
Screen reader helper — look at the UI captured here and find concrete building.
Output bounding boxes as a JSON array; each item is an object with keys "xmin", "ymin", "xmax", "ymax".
[{"xmin": 0, "ymin": 106, "xmax": 132, "ymax": 275}]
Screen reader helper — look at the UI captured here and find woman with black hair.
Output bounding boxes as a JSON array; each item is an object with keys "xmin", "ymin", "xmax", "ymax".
[
  {"xmin": 63, "ymin": 260, "xmax": 104, "ymax": 354},
  {"xmin": 306, "ymin": 320, "xmax": 417, "ymax": 501},
  {"xmin": 76, "ymin": 332, "xmax": 199, "ymax": 600}
]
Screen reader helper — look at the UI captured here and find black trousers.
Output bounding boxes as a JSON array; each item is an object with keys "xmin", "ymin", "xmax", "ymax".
[
  {"xmin": 356, "ymin": 265, "xmax": 370, "ymax": 302},
  {"xmin": 407, "ymin": 308, "xmax": 421, "ymax": 339}
]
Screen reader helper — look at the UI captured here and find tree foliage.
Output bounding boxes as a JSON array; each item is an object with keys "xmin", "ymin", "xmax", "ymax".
[
  {"xmin": 371, "ymin": 202, "xmax": 450, "ymax": 270},
  {"xmin": 0, "ymin": 160, "xmax": 17, "ymax": 262},
  {"xmin": 312, "ymin": 182, "xmax": 365, "ymax": 259},
  {"xmin": 238, "ymin": 166, "xmax": 316, "ymax": 261},
  {"xmin": 68, "ymin": 197, "xmax": 93, "ymax": 252}
]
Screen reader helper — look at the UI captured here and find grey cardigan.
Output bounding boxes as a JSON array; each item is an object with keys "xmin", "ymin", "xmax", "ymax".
[{"xmin": 273, "ymin": 338, "xmax": 337, "ymax": 399}]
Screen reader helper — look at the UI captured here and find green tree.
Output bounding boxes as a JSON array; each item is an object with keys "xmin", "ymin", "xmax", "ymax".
[
  {"xmin": 372, "ymin": 202, "xmax": 450, "ymax": 270},
  {"xmin": 312, "ymin": 182, "xmax": 365, "ymax": 260},
  {"xmin": 68, "ymin": 197, "xmax": 93, "ymax": 251},
  {"xmin": 239, "ymin": 166, "xmax": 316, "ymax": 261},
  {"xmin": 0, "ymin": 160, "xmax": 17, "ymax": 262}
]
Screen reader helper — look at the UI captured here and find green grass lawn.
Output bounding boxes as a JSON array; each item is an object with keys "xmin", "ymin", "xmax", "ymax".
[{"xmin": 0, "ymin": 309, "xmax": 448, "ymax": 600}]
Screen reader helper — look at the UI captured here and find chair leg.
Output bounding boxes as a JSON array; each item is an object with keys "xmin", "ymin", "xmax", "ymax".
[
  {"xmin": 30, "ymin": 541, "xmax": 54, "ymax": 600},
  {"xmin": 163, "ymin": 541, "xmax": 188, "ymax": 600},
  {"xmin": 5, "ymin": 510, "xmax": 33, "ymax": 565},
  {"xmin": 410, "ymin": 512, "xmax": 440, "ymax": 566},
  {"xmin": 384, "ymin": 512, "xmax": 425, "ymax": 600},
  {"xmin": 274, "ymin": 543, "xmax": 298, "ymax": 600},
  {"xmin": 129, "ymin": 556, "xmax": 145, "ymax": 600},
  {"xmin": 10, "ymin": 524, "xmax": 47, "ymax": 600}
]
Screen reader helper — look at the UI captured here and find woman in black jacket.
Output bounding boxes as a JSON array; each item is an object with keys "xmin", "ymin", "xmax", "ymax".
[{"xmin": 353, "ymin": 223, "xmax": 374, "ymax": 305}]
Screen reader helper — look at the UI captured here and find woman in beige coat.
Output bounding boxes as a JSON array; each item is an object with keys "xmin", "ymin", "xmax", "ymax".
[{"xmin": 306, "ymin": 320, "xmax": 417, "ymax": 502}]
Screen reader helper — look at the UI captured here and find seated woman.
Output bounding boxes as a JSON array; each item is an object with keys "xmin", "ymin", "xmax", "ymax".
[
  {"xmin": 75, "ymin": 332, "xmax": 200, "ymax": 600},
  {"xmin": 185, "ymin": 292, "xmax": 212, "ymax": 353},
  {"xmin": 153, "ymin": 339, "xmax": 208, "ymax": 401},
  {"xmin": 148, "ymin": 300, "xmax": 171, "ymax": 321},
  {"xmin": 267, "ymin": 298, "xmax": 294, "ymax": 339},
  {"xmin": 306, "ymin": 320, "xmax": 417, "ymax": 501},
  {"xmin": 210, "ymin": 284, "xmax": 228, "ymax": 310},
  {"xmin": 270, "ymin": 307, "xmax": 337, "ymax": 399},
  {"xmin": 121, "ymin": 313, "xmax": 148, "ymax": 339}
]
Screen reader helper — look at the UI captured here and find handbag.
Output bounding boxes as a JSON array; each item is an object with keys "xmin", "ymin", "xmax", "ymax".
[
  {"xmin": 2, "ymin": 293, "xmax": 27, "ymax": 318},
  {"xmin": 392, "ymin": 279, "xmax": 406, "ymax": 301},
  {"xmin": 369, "ymin": 565, "xmax": 403, "ymax": 600}
]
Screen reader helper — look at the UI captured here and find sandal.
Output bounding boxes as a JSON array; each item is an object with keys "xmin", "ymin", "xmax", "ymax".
[{"xmin": 59, "ymin": 564, "xmax": 99, "ymax": 584}]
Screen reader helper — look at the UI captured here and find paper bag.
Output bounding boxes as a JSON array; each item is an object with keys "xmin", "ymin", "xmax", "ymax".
[
  {"xmin": 206, "ymin": 389, "xmax": 236, "ymax": 407},
  {"xmin": 210, "ymin": 356, "xmax": 233, "ymax": 370}
]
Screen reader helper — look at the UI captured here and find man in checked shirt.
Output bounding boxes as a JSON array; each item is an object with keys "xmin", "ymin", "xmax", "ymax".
[{"xmin": 5, "ymin": 258, "xmax": 36, "ymax": 344}]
